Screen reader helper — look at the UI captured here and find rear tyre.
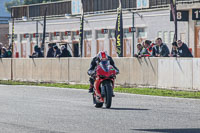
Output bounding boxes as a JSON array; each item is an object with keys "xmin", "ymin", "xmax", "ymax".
[
  {"xmin": 95, "ymin": 102, "xmax": 103, "ymax": 108},
  {"xmin": 105, "ymin": 84, "xmax": 112, "ymax": 108}
]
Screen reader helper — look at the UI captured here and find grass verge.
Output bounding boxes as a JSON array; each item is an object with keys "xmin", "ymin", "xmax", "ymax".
[{"xmin": 0, "ymin": 80, "xmax": 200, "ymax": 99}]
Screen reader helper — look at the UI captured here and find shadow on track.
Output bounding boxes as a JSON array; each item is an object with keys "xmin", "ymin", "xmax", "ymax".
[
  {"xmin": 132, "ymin": 128, "xmax": 200, "ymax": 133},
  {"xmin": 103, "ymin": 107, "xmax": 150, "ymax": 111}
]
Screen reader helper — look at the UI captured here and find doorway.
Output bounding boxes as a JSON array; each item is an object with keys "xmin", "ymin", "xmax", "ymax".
[{"xmin": 195, "ymin": 26, "xmax": 200, "ymax": 57}]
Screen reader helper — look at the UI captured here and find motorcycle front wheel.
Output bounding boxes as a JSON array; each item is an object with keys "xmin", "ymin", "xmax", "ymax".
[{"xmin": 104, "ymin": 83, "xmax": 112, "ymax": 108}]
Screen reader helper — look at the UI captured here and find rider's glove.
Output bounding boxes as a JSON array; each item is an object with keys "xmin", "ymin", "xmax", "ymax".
[{"xmin": 116, "ymin": 70, "xmax": 119, "ymax": 75}]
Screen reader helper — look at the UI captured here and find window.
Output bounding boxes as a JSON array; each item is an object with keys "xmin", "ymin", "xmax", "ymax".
[
  {"xmin": 30, "ymin": 34, "xmax": 36, "ymax": 42},
  {"xmin": 163, "ymin": 31, "xmax": 168, "ymax": 43},
  {"xmin": 124, "ymin": 28, "xmax": 132, "ymax": 38},
  {"xmin": 137, "ymin": 28, "xmax": 147, "ymax": 38},
  {"xmin": 61, "ymin": 32, "xmax": 70, "ymax": 40},
  {"xmin": 39, "ymin": 33, "xmax": 43, "ymax": 42},
  {"xmin": 14, "ymin": 34, "xmax": 18, "ymax": 41},
  {"xmin": 137, "ymin": 0, "xmax": 149, "ymax": 8},
  {"xmin": 196, "ymin": 20, "xmax": 200, "ymax": 25},
  {"xmin": 20, "ymin": 34, "xmax": 28, "ymax": 41},
  {"xmin": 157, "ymin": 31, "xmax": 162, "ymax": 38},
  {"xmin": 45, "ymin": 33, "xmax": 50, "ymax": 41},
  {"xmin": 84, "ymin": 31, "xmax": 92, "ymax": 39},
  {"xmin": 51, "ymin": 33, "xmax": 59, "ymax": 41},
  {"xmin": 180, "ymin": 33, "xmax": 186, "ymax": 43},
  {"xmin": 96, "ymin": 30, "xmax": 105, "ymax": 39},
  {"xmin": 109, "ymin": 29, "xmax": 115, "ymax": 38},
  {"xmin": 72, "ymin": 31, "xmax": 79, "ymax": 40},
  {"xmin": 169, "ymin": 31, "xmax": 174, "ymax": 43}
]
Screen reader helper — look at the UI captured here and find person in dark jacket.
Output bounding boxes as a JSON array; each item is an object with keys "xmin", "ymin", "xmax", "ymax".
[
  {"xmin": 169, "ymin": 41, "xmax": 178, "ymax": 57},
  {"xmin": 0, "ymin": 43, "xmax": 2, "ymax": 56},
  {"xmin": 87, "ymin": 51, "xmax": 119, "ymax": 93},
  {"xmin": 155, "ymin": 38, "xmax": 170, "ymax": 57},
  {"xmin": 152, "ymin": 44, "xmax": 159, "ymax": 57},
  {"xmin": 177, "ymin": 40, "xmax": 193, "ymax": 57},
  {"xmin": 58, "ymin": 45, "xmax": 72, "ymax": 57},
  {"xmin": 1, "ymin": 47, "xmax": 8, "ymax": 58},
  {"xmin": 30, "ymin": 45, "xmax": 44, "ymax": 58},
  {"xmin": 47, "ymin": 43, "xmax": 55, "ymax": 58},
  {"xmin": 53, "ymin": 45, "xmax": 61, "ymax": 57}
]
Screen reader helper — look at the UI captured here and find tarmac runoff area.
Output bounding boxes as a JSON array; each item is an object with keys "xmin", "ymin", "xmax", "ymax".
[{"xmin": 0, "ymin": 85, "xmax": 199, "ymax": 133}]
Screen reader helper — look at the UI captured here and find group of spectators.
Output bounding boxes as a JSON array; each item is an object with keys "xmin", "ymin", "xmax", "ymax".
[
  {"xmin": 0, "ymin": 43, "xmax": 12, "ymax": 58},
  {"xmin": 134, "ymin": 37, "xmax": 193, "ymax": 58},
  {"xmin": 0, "ymin": 38, "xmax": 194, "ymax": 58},
  {"xmin": 30, "ymin": 43, "xmax": 72, "ymax": 58}
]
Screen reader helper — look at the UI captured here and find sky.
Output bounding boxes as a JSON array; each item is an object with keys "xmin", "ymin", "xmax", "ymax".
[{"xmin": 0, "ymin": 0, "xmax": 11, "ymax": 17}]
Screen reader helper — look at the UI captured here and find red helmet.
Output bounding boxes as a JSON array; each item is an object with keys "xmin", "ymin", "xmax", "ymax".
[{"xmin": 98, "ymin": 51, "xmax": 108, "ymax": 61}]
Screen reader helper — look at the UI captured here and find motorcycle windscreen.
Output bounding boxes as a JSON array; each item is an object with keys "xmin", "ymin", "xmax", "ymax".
[{"xmin": 99, "ymin": 60, "xmax": 110, "ymax": 72}]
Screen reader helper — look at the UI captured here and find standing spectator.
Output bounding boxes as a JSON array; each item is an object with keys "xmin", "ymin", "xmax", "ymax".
[
  {"xmin": 177, "ymin": 40, "xmax": 193, "ymax": 57},
  {"xmin": 169, "ymin": 42, "xmax": 178, "ymax": 57},
  {"xmin": 58, "ymin": 45, "xmax": 72, "ymax": 57},
  {"xmin": 53, "ymin": 45, "xmax": 61, "ymax": 57},
  {"xmin": 47, "ymin": 43, "xmax": 55, "ymax": 58},
  {"xmin": 155, "ymin": 38, "xmax": 170, "ymax": 57},
  {"xmin": 134, "ymin": 43, "xmax": 148, "ymax": 57},
  {"xmin": 152, "ymin": 42, "xmax": 159, "ymax": 57},
  {"xmin": 143, "ymin": 40, "xmax": 154, "ymax": 57}
]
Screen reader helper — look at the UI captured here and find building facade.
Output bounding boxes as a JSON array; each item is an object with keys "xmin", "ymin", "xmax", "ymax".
[{"xmin": 9, "ymin": 0, "xmax": 200, "ymax": 58}]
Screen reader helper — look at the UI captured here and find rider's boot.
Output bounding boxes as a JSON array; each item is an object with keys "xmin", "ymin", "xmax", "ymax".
[{"xmin": 88, "ymin": 84, "xmax": 94, "ymax": 93}]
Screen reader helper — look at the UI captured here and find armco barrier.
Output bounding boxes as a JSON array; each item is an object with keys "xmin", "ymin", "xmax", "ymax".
[
  {"xmin": 0, "ymin": 58, "xmax": 199, "ymax": 91},
  {"xmin": 158, "ymin": 58, "xmax": 193, "ymax": 90},
  {"xmin": 0, "ymin": 59, "xmax": 11, "ymax": 80}
]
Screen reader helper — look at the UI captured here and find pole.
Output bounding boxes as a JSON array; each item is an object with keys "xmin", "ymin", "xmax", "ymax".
[
  {"xmin": 36, "ymin": 20, "xmax": 38, "ymax": 46},
  {"xmin": 11, "ymin": 9, "xmax": 14, "ymax": 81},
  {"xmin": 170, "ymin": 0, "xmax": 177, "ymax": 42},
  {"xmin": 174, "ymin": 1, "xmax": 177, "ymax": 41},
  {"xmin": 79, "ymin": 0, "xmax": 84, "ymax": 57},
  {"xmin": 42, "ymin": 8, "xmax": 47, "ymax": 52},
  {"xmin": 132, "ymin": 12, "xmax": 135, "ymax": 57}
]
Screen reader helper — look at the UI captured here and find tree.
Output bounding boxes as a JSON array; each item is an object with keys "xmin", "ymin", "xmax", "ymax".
[{"xmin": 5, "ymin": 0, "xmax": 21, "ymax": 13}]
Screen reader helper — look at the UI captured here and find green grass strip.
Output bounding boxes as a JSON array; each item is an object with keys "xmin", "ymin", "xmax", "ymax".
[{"xmin": 0, "ymin": 80, "xmax": 200, "ymax": 99}]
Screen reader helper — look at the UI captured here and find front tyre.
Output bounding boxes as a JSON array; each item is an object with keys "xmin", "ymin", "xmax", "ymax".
[{"xmin": 105, "ymin": 83, "xmax": 112, "ymax": 108}]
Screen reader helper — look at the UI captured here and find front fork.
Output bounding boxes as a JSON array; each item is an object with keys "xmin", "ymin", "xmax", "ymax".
[
  {"xmin": 101, "ymin": 80, "xmax": 114, "ymax": 97},
  {"xmin": 94, "ymin": 79, "xmax": 114, "ymax": 103}
]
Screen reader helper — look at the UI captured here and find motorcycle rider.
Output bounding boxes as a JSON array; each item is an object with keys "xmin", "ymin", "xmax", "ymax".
[{"xmin": 87, "ymin": 51, "xmax": 119, "ymax": 93}]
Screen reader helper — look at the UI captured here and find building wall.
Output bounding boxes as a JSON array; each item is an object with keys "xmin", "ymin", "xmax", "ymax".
[
  {"xmin": 9, "ymin": 8, "xmax": 191, "ymax": 58},
  {"xmin": 0, "ymin": 24, "xmax": 9, "ymax": 46}
]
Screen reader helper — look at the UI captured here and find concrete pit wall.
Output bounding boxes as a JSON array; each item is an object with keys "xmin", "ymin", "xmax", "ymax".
[{"xmin": 0, "ymin": 58, "xmax": 199, "ymax": 91}]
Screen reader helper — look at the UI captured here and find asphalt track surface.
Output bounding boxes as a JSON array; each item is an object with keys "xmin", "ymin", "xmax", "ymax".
[{"xmin": 0, "ymin": 85, "xmax": 200, "ymax": 133}]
